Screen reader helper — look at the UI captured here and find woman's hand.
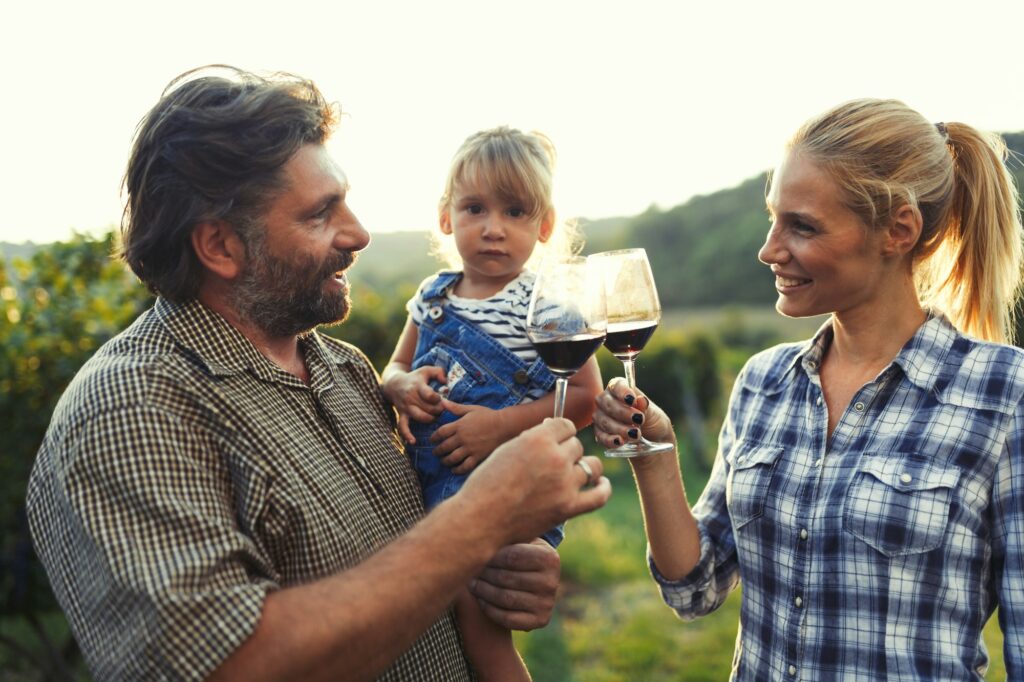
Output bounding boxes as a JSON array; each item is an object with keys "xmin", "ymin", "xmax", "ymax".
[
  {"xmin": 381, "ymin": 366, "xmax": 447, "ymax": 444},
  {"xmin": 592, "ymin": 378, "xmax": 675, "ymax": 451}
]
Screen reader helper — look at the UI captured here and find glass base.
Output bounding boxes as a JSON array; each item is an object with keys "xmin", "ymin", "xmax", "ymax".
[{"xmin": 604, "ymin": 437, "xmax": 675, "ymax": 458}]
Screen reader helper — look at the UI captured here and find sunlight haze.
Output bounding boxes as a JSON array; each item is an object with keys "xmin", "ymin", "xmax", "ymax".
[{"xmin": 3, "ymin": 0, "xmax": 1023, "ymax": 245}]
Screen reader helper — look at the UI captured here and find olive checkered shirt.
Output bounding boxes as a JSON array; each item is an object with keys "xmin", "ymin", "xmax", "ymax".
[{"xmin": 27, "ymin": 297, "xmax": 471, "ymax": 680}]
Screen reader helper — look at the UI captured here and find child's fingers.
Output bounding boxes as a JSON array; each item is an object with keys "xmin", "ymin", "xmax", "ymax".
[
  {"xmin": 451, "ymin": 453, "xmax": 478, "ymax": 474},
  {"xmin": 439, "ymin": 446, "xmax": 467, "ymax": 468},
  {"xmin": 398, "ymin": 414, "xmax": 415, "ymax": 444}
]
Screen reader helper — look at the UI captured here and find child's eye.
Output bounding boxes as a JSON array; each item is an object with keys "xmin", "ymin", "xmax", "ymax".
[
  {"xmin": 506, "ymin": 207, "xmax": 526, "ymax": 218},
  {"xmin": 466, "ymin": 204, "xmax": 484, "ymax": 215}
]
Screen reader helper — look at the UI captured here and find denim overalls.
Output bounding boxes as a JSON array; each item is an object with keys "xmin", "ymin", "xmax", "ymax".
[{"xmin": 409, "ymin": 271, "xmax": 564, "ymax": 547}]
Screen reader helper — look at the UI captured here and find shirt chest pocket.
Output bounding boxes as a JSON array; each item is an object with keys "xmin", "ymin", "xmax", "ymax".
[
  {"xmin": 843, "ymin": 456, "xmax": 960, "ymax": 557},
  {"xmin": 727, "ymin": 444, "xmax": 783, "ymax": 529}
]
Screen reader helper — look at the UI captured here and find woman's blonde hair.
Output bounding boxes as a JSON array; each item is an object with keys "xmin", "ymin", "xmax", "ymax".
[
  {"xmin": 788, "ymin": 98, "xmax": 1023, "ymax": 343},
  {"xmin": 433, "ymin": 126, "xmax": 581, "ymax": 268}
]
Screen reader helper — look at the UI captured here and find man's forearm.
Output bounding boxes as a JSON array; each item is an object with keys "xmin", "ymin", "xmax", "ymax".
[{"xmin": 209, "ymin": 493, "xmax": 503, "ymax": 682}]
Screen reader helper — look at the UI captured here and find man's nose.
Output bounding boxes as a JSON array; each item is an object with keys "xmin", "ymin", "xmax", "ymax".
[{"xmin": 337, "ymin": 210, "xmax": 371, "ymax": 253}]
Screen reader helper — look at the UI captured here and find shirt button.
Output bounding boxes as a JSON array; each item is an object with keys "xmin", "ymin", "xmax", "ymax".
[
  {"xmin": 807, "ymin": 360, "xmax": 818, "ymax": 369},
  {"xmin": 854, "ymin": 401, "xmax": 865, "ymax": 412},
  {"xmin": 814, "ymin": 459, "xmax": 823, "ymax": 468},
  {"xmin": 794, "ymin": 596, "xmax": 803, "ymax": 607},
  {"xmin": 815, "ymin": 396, "xmax": 823, "ymax": 406},
  {"xmin": 789, "ymin": 665, "xmax": 797, "ymax": 676},
  {"xmin": 900, "ymin": 473, "xmax": 912, "ymax": 484},
  {"xmin": 800, "ymin": 528, "xmax": 808, "ymax": 540}
]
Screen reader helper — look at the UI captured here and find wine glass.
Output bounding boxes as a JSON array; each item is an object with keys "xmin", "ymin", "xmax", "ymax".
[
  {"xmin": 526, "ymin": 256, "xmax": 607, "ymax": 418},
  {"xmin": 590, "ymin": 248, "xmax": 674, "ymax": 456}
]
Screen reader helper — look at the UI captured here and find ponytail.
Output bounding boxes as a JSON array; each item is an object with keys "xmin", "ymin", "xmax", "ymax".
[{"xmin": 917, "ymin": 125, "xmax": 1023, "ymax": 343}]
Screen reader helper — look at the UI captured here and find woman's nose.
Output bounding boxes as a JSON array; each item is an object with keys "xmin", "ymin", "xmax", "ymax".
[{"xmin": 758, "ymin": 223, "xmax": 788, "ymax": 265}]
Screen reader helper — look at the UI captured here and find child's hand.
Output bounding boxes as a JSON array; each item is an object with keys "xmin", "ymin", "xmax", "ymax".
[
  {"xmin": 382, "ymin": 366, "xmax": 447, "ymax": 444},
  {"xmin": 431, "ymin": 399, "xmax": 506, "ymax": 474}
]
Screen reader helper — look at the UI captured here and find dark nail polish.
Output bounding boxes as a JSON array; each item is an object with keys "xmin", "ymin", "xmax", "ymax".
[
  {"xmin": 632, "ymin": 413, "xmax": 644, "ymax": 425},
  {"xmin": 624, "ymin": 394, "xmax": 635, "ymax": 406},
  {"xmin": 628, "ymin": 428, "xmax": 639, "ymax": 439},
  {"xmin": 614, "ymin": 438, "xmax": 621, "ymax": 446}
]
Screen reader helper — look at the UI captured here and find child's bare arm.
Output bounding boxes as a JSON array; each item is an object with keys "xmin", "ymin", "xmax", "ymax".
[
  {"xmin": 432, "ymin": 356, "xmax": 603, "ymax": 474},
  {"xmin": 381, "ymin": 317, "xmax": 446, "ymax": 443}
]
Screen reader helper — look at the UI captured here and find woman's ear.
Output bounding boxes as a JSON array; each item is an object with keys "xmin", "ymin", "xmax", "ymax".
[
  {"xmin": 883, "ymin": 204, "xmax": 923, "ymax": 257},
  {"xmin": 191, "ymin": 220, "xmax": 246, "ymax": 280}
]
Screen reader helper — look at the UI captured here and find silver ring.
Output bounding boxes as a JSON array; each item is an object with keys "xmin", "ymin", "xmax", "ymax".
[{"xmin": 575, "ymin": 458, "xmax": 595, "ymax": 487}]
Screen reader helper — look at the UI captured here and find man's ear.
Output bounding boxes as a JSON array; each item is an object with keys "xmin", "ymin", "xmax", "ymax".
[
  {"xmin": 883, "ymin": 204, "xmax": 922, "ymax": 257},
  {"xmin": 191, "ymin": 220, "xmax": 246, "ymax": 280}
]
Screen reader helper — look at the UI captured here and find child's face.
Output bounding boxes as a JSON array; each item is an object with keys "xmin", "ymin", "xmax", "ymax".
[{"xmin": 441, "ymin": 182, "xmax": 552, "ymax": 290}]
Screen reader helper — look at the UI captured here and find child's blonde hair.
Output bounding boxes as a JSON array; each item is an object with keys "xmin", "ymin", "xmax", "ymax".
[
  {"xmin": 433, "ymin": 126, "xmax": 581, "ymax": 268},
  {"xmin": 786, "ymin": 98, "xmax": 1023, "ymax": 343}
]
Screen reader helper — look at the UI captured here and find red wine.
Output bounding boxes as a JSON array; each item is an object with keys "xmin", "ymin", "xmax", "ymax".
[
  {"xmin": 604, "ymin": 321, "xmax": 658, "ymax": 358},
  {"xmin": 532, "ymin": 334, "xmax": 605, "ymax": 377}
]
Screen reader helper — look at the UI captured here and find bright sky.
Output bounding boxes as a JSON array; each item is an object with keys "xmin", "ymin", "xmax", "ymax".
[{"xmin": 3, "ymin": 0, "xmax": 1024, "ymax": 245}]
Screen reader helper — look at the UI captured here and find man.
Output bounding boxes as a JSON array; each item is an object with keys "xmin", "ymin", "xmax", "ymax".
[{"xmin": 26, "ymin": 66, "xmax": 610, "ymax": 681}]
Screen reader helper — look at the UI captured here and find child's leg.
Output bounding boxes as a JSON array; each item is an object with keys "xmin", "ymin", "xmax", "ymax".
[{"xmin": 454, "ymin": 586, "xmax": 531, "ymax": 682}]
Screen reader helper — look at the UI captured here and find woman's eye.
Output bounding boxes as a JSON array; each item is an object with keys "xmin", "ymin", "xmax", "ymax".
[{"xmin": 794, "ymin": 222, "xmax": 816, "ymax": 234}]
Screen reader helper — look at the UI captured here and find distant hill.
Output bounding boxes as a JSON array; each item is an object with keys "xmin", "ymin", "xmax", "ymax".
[{"xmin": 5, "ymin": 131, "xmax": 1023, "ymax": 305}]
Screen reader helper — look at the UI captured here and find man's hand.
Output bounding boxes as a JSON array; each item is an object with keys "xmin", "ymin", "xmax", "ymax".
[
  {"xmin": 381, "ymin": 366, "xmax": 447, "ymax": 443},
  {"xmin": 469, "ymin": 540, "xmax": 560, "ymax": 631},
  {"xmin": 431, "ymin": 400, "xmax": 505, "ymax": 474},
  {"xmin": 461, "ymin": 418, "xmax": 611, "ymax": 547}
]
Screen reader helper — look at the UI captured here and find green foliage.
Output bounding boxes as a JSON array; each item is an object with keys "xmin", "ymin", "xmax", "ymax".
[
  {"xmin": 320, "ymin": 281, "xmax": 412, "ymax": 373},
  {"xmin": 0, "ymin": 232, "xmax": 153, "ymax": 679},
  {"xmin": 583, "ymin": 176, "xmax": 774, "ymax": 309}
]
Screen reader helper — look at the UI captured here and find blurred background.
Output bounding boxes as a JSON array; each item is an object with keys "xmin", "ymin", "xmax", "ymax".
[{"xmin": 3, "ymin": 0, "xmax": 1023, "ymax": 678}]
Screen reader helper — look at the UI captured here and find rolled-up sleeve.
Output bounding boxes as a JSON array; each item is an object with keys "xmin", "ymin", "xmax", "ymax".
[
  {"xmin": 649, "ymin": 373, "xmax": 744, "ymax": 620},
  {"xmin": 28, "ymin": 404, "xmax": 274, "ymax": 681}
]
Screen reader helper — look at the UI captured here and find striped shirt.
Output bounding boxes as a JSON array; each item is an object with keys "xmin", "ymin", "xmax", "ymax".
[
  {"xmin": 408, "ymin": 270, "xmax": 539, "ymax": 364},
  {"xmin": 26, "ymin": 297, "xmax": 470, "ymax": 681},
  {"xmin": 653, "ymin": 312, "xmax": 1024, "ymax": 680}
]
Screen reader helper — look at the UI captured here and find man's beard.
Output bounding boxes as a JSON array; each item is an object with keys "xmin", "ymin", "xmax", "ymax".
[{"xmin": 230, "ymin": 242, "xmax": 356, "ymax": 338}]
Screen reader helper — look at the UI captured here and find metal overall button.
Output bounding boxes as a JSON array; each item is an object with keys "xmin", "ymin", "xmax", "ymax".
[
  {"xmin": 428, "ymin": 305, "xmax": 444, "ymax": 322},
  {"xmin": 513, "ymin": 369, "xmax": 530, "ymax": 385}
]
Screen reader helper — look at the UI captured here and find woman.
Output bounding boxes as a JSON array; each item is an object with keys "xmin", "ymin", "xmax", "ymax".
[{"xmin": 594, "ymin": 99, "xmax": 1024, "ymax": 680}]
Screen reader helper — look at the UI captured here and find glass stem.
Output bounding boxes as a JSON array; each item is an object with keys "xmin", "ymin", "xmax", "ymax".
[
  {"xmin": 554, "ymin": 377, "xmax": 568, "ymax": 418},
  {"xmin": 622, "ymin": 357, "xmax": 637, "ymax": 388}
]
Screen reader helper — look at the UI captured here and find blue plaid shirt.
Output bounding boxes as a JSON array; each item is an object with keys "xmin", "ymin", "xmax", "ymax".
[{"xmin": 654, "ymin": 313, "xmax": 1024, "ymax": 680}]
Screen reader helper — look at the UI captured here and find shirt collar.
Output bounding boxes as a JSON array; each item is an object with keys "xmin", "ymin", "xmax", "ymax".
[
  {"xmin": 890, "ymin": 310, "xmax": 958, "ymax": 392},
  {"xmin": 154, "ymin": 298, "xmax": 345, "ymax": 384},
  {"xmin": 788, "ymin": 310, "xmax": 958, "ymax": 392}
]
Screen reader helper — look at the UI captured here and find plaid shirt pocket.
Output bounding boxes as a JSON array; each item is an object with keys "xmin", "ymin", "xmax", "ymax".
[
  {"xmin": 843, "ymin": 455, "xmax": 960, "ymax": 557},
  {"xmin": 726, "ymin": 444, "xmax": 784, "ymax": 529}
]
